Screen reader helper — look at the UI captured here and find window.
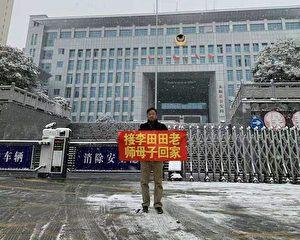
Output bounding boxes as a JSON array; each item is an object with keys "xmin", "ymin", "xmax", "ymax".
[
  {"xmin": 99, "ymin": 73, "xmax": 105, "ymax": 83},
  {"xmin": 117, "ymin": 48, "xmax": 123, "ymax": 57},
  {"xmin": 122, "ymin": 100, "xmax": 129, "ymax": 112},
  {"xmin": 56, "ymin": 61, "xmax": 64, "ymax": 68},
  {"xmin": 286, "ymin": 22, "xmax": 300, "ymax": 30},
  {"xmin": 116, "ymin": 72, "xmax": 122, "ymax": 83},
  {"xmin": 41, "ymin": 63, "xmax": 51, "ymax": 73},
  {"xmin": 72, "ymin": 101, "xmax": 78, "ymax": 113},
  {"xmin": 246, "ymin": 70, "xmax": 252, "ymax": 81},
  {"xmin": 55, "ymin": 75, "xmax": 62, "ymax": 81},
  {"xmin": 97, "ymin": 102, "xmax": 103, "ymax": 112},
  {"xmin": 141, "ymin": 47, "xmax": 147, "ymax": 56},
  {"xmin": 217, "ymin": 56, "xmax": 223, "ymax": 63},
  {"xmin": 200, "ymin": 56, "xmax": 205, "ymax": 63},
  {"xmin": 133, "ymin": 48, "xmax": 139, "ymax": 56},
  {"xmin": 108, "ymin": 59, "xmax": 114, "ymax": 70},
  {"xmin": 198, "ymin": 26, "xmax": 205, "ymax": 33},
  {"xmin": 90, "ymin": 87, "xmax": 96, "ymax": 98},
  {"xmin": 125, "ymin": 48, "xmax": 131, "ymax": 56},
  {"xmin": 149, "ymin": 47, "xmax": 155, "ymax": 55},
  {"xmin": 135, "ymin": 29, "xmax": 148, "ymax": 36},
  {"xmin": 67, "ymin": 74, "xmax": 73, "ymax": 84},
  {"xmin": 81, "ymin": 101, "xmax": 86, "ymax": 113},
  {"xmin": 115, "ymin": 86, "xmax": 121, "ymax": 97},
  {"xmin": 69, "ymin": 49, "xmax": 75, "ymax": 58},
  {"xmin": 108, "ymin": 73, "xmax": 113, "ymax": 83},
  {"xmin": 225, "ymin": 44, "xmax": 232, "ymax": 53},
  {"xmin": 133, "ymin": 58, "xmax": 138, "ymax": 69},
  {"xmin": 217, "ymin": 45, "xmax": 223, "ymax": 54},
  {"xmin": 216, "ymin": 25, "xmax": 229, "ymax": 33},
  {"xmin": 183, "ymin": 46, "xmax": 188, "ymax": 55},
  {"xmin": 104, "ymin": 30, "xmax": 117, "ymax": 37},
  {"xmin": 227, "ymin": 70, "xmax": 233, "ymax": 81},
  {"xmin": 76, "ymin": 60, "xmax": 82, "ymax": 71},
  {"xmin": 166, "ymin": 27, "xmax": 180, "ymax": 35},
  {"xmin": 191, "ymin": 46, "xmax": 196, "ymax": 54},
  {"xmin": 86, "ymin": 49, "xmax": 91, "ymax": 58},
  {"xmin": 199, "ymin": 45, "xmax": 205, "ymax": 54},
  {"xmin": 236, "ymin": 70, "xmax": 243, "ymax": 81},
  {"xmin": 89, "ymin": 31, "xmax": 101, "ymax": 38},
  {"xmin": 60, "ymin": 31, "xmax": 71, "ymax": 38},
  {"xmin": 253, "ymin": 43, "xmax": 259, "ymax": 52},
  {"xmin": 119, "ymin": 29, "xmax": 132, "ymax": 37},
  {"xmin": 74, "ymin": 87, "xmax": 80, "ymax": 98},
  {"xmin": 44, "ymin": 32, "xmax": 57, "ymax": 46},
  {"xmin": 125, "ymin": 59, "xmax": 130, "ymax": 69},
  {"xmin": 92, "ymin": 60, "xmax": 98, "ymax": 70},
  {"xmin": 91, "ymin": 73, "xmax": 97, "ymax": 83},
  {"xmin": 244, "ymin": 55, "xmax": 251, "ymax": 67},
  {"xmin": 74, "ymin": 31, "xmax": 86, "ymax": 38},
  {"xmin": 250, "ymin": 24, "xmax": 265, "ymax": 31},
  {"xmin": 84, "ymin": 60, "xmax": 90, "ymax": 70},
  {"xmin": 123, "ymin": 86, "xmax": 129, "ymax": 97},
  {"xmin": 150, "ymin": 28, "xmax": 164, "ymax": 36},
  {"xmin": 78, "ymin": 49, "xmax": 83, "ymax": 58},
  {"xmin": 208, "ymin": 45, "xmax": 214, "ymax": 54},
  {"xmin": 236, "ymin": 55, "xmax": 242, "ymax": 67},
  {"xmin": 106, "ymin": 101, "xmax": 112, "ymax": 112},
  {"xmin": 42, "ymin": 50, "xmax": 53, "ymax": 59},
  {"xmin": 243, "ymin": 44, "xmax": 250, "ymax": 52},
  {"xmin": 83, "ymin": 73, "xmax": 89, "ymax": 83},
  {"xmin": 109, "ymin": 48, "xmax": 115, "ymax": 57},
  {"xmin": 58, "ymin": 48, "xmax": 65, "ymax": 55},
  {"xmin": 235, "ymin": 44, "xmax": 241, "ymax": 53},
  {"xmin": 93, "ymin": 49, "xmax": 99, "ymax": 57},
  {"xmin": 82, "ymin": 87, "xmax": 88, "ymax": 98},
  {"xmin": 68, "ymin": 60, "xmax": 74, "ymax": 71},
  {"xmin": 141, "ymin": 58, "xmax": 146, "ymax": 65},
  {"xmin": 233, "ymin": 24, "xmax": 247, "ymax": 32},
  {"xmin": 99, "ymin": 87, "xmax": 104, "ymax": 98},
  {"xmin": 100, "ymin": 60, "xmax": 106, "ymax": 71},
  {"xmin": 107, "ymin": 86, "xmax": 112, "ymax": 97},
  {"xmin": 124, "ymin": 72, "xmax": 129, "ymax": 83},
  {"xmin": 53, "ymin": 89, "xmax": 60, "ymax": 96},
  {"xmin": 101, "ymin": 49, "xmax": 107, "ymax": 57},
  {"xmin": 75, "ymin": 73, "xmax": 81, "ymax": 84},
  {"xmin": 182, "ymin": 27, "xmax": 196, "ymax": 34},
  {"xmin": 226, "ymin": 56, "xmax": 233, "ymax": 67},
  {"xmin": 268, "ymin": 23, "xmax": 283, "ymax": 31},
  {"xmin": 228, "ymin": 85, "xmax": 234, "ymax": 97},
  {"xmin": 131, "ymin": 86, "xmax": 135, "ymax": 97},
  {"xmin": 114, "ymin": 101, "xmax": 120, "ymax": 112},
  {"xmin": 174, "ymin": 46, "xmax": 179, "ymax": 55}
]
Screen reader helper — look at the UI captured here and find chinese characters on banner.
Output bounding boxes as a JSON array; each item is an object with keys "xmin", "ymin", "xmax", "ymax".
[
  {"xmin": 0, "ymin": 145, "xmax": 33, "ymax": 169},
  {"xmin": 118, "ymin": 130, "xmax": 188, "ymax": 161},
  {"xmin": 75, "ymin": 146, "xmax": 140, "ymax": 170}
]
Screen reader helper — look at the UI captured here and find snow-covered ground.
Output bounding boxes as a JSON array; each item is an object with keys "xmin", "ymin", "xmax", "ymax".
[{"xmin": 83, "ymin": 182, "xmax": 300, "ymax": 240}]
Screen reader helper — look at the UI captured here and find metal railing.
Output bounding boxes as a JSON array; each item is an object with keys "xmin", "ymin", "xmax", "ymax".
[{"xmin": 0, "ymin": 83, "xmax": 71, "ymax": 118}]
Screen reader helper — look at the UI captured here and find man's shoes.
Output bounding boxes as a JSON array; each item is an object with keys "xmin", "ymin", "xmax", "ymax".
[
  {"xmin": 155, "ymin": 207, "xmax": 163, "ymax": 214},
  {"xmin": 142, "ymin": 206, "xmax": 149, "ymax": 213}
]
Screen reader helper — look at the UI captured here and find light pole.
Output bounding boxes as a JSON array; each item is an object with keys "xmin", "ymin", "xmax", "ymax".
[{"xmin": 154, "ymin": 0, "xmax": 158, "ymax": 109}]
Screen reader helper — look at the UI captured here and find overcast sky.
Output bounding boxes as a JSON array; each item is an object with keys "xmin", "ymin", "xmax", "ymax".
[{"xmin": 7, "ymin": 0, "xmax": 300, "ymax": 48}]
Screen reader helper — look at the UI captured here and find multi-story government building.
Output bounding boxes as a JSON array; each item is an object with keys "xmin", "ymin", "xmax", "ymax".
[
  {"xmin": 24, "ymin": 6, "xmax": 300, "ymax": 123},
  {"xmin": 0, "ymin": 0, "xmax": 14, "ymax": 45}
]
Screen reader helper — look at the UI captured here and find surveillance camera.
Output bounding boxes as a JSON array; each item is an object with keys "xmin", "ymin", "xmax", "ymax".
[{"xmin": 45, "ymin": 122, "xmax": 57, "ymax": 129}]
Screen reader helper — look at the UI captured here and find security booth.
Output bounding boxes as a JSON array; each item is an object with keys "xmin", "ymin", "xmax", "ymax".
[{"xmin": 38, "ymin": 128, "xmax": 71, "ymax": 179}]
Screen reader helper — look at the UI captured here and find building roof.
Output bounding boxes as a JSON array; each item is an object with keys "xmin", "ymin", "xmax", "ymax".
[{"xmin": 31, "ymin": 6, "xmax": 300, "ymax": 29}]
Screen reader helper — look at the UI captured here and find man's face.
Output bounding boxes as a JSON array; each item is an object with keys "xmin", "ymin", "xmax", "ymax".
[{"xmin": 147, "ymin": 110, "xmax": 157, "ymax": 122}]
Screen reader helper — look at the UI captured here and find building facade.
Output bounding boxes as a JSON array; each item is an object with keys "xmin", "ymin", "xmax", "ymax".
[
  {"xmin": 24, "ymin": 6, "xmax": 300, "ymax": 123},
  {"xmin": 0, "ymin": 0, "xmax": 14, "ymax": 45}
]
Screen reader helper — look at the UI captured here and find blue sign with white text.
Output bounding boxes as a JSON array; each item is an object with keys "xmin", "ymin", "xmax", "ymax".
[
  {"xmin": 0, "ymin": 145, "xmax": 33, "ymax": 169},
  {"xmin": 250, "ymin": 116, "xmax": 264, "ymax": 130},
  {"xmin": 75, "ymin": 146, "xmax": 140, "ymax": 171}
]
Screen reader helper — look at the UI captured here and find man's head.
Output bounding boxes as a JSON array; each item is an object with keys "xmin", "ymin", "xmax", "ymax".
[{"xmin": 146, "ymin": 107, "xmax": 157, "ymax": 122}]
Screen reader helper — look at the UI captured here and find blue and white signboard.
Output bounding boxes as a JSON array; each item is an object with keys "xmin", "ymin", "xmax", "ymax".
[
  {"xmin": 0, "ymin": 145, "xmax": 33, "ymax": 169},
  {"xmin": 250, "ymin": 116, "xmax": 264, "ymax": 130},
  {"xmin": 75, "ymin": 146, "xmax": 140, "ymax": 171}
]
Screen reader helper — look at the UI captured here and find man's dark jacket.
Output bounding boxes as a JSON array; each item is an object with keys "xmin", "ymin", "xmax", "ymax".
[{"xmin": 139, "ymin": 119, "xmax": 168, "ymax": 131}]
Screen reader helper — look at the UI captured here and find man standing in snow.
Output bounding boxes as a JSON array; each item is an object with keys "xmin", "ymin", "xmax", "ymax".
[{"xmin": 139, "ymin": 107, "xmax": 168, "ymax": 214}]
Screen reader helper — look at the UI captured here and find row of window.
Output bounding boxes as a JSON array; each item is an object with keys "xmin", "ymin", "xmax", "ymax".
[
  {"xmin": 227, "ymin": 69, "xmax": 253, "ymax": 82},
  {"xmin": 71, "ymin": 100, "xmax": 134, "ymax": 116},
  {"xmin": 48, "ymin": 43, "xmax": 267, "ymax": 60},
  {"xmin": 39, "ymin": 21, "xmax": 300, "ymax": 46},
  {"xmin": 63, "ymin": 86, "xmax": 135, "ymax": 99},
  {"xmin": 72, "ymin": 114, "xmax": 133, "ymax": 123}
]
